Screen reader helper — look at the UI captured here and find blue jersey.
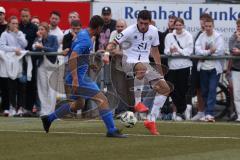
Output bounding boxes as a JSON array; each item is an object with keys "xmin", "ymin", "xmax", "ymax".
[{"xmin": 65, "ymin": 29, "xmax": 100, "ymax": 99}]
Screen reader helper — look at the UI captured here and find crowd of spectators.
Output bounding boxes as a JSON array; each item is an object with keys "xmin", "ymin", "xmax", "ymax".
[{"xmin": 0, "ymin": 5, "xmax": 239, "ymax": 123}]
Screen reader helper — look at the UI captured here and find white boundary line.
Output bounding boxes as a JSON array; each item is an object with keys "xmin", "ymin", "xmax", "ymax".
[{"xmin": 0, "ymin": 129, "xmax": 240, "ymax": 140}]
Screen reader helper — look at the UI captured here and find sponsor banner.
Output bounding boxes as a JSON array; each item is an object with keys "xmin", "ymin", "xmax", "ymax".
[
  {"xmin": 1, "ymin": 1, "xmax": 91, "ymax": 29},
  {"xmin": 93, "ymin": 2, "xmax": 240, "ymax": 50}
]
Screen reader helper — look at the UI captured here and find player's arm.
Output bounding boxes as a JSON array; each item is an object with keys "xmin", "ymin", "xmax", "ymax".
[
  {"xmin": 69, "ymin": 51, "xmax": 79, "ymax": 92},
  {"xmin": 151, "ymin": 46, "xmax": 163, "ymax": 75}
]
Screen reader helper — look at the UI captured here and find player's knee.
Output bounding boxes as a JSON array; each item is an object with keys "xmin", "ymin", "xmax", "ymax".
[
  {"xmin": 93, "ymin": 92, "xmax": 109, "ymax": 108},
  {"xmin": 134, "ymin": 63, "xmax": 147, "ymax": 79},
  {"xmin": 153, "ymin": 80, "xmax": 172, "ymax": 96}
]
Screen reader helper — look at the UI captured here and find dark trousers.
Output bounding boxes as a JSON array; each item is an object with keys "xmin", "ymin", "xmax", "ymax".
[
  {"xmin": 8, "ymin": 79, "xmax": 26, "ymax": 110},
  {"xmin": 167, "ymin": 67, "xmax": 190, "ymax": 114},
  {"xmin": 0, "ymin": 77, "xmax": 9, "ymax": 111}
]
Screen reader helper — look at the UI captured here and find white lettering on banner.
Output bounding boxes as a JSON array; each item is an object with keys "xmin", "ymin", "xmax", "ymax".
[{"xmin": 93, "ymin": 2, "xmax": 240, "ymax": 50}]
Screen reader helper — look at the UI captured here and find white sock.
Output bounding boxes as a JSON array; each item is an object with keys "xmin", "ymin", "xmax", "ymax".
[
  {"xmin": 147, "ymin": 94, "xmax": 167, "ymax": 122},
  {"xmin": 134, "ymin": 78, "xmax": 144, "ymax": 105}
]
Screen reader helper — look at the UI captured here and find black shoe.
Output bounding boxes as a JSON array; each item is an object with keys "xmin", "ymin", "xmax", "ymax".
[
  {"xmin": 106, "ymin": 129, "xmax": 127, "ymax": 138},
  {"xmin": 41, "ymin": 115, "xmax": 52, "ymax": 133}
]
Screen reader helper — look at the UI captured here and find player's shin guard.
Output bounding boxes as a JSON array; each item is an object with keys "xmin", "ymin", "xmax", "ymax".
[
  {"xmin": 99, "ymin": 109, "xmax": 117, "ymax": 133},
  {"xmin": 48, "ymin": 103, "xmax": 72, "ymax": 122},
  {"xmin": 147, "ymin": 94, "xmax": 167, "ymax": 121},
  {"xmin": 134, "ymin": 78, "xmax": 144, "ymax": 104}
]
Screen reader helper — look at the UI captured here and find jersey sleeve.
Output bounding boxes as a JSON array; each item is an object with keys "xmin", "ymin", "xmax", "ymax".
[
  {"xmin": 114, "ymin": 27, "xmax": 132, "ymax": 44},
  {"xmin": 151, "ymin": 27, "xmax": 160, "ymax": 47}
]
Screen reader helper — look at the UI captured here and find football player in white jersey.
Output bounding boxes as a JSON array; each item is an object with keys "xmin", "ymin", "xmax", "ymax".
[{"xmin": 104, "ymin": 10, "xmax": 171, "ymax": 135}]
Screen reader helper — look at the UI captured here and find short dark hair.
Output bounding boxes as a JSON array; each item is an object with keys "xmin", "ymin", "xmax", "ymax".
[
  {"xmin": 137, "ymin": 10, "xmax": 151, "ymax": 21},
  {"xmin": 50, "ymin": 11, "xmax": 61, "ymax": 18},
  {"xmin": 200, "ymin": 13, "xmax": 211, "ymax": 20},
  {"xmin": 89, "ymin": 15, "xmax": 104, "ymax": 29},
  {"xmin": 20, "ymin": 8, "xmax": 30, "ymax": 13},
  {"xmin": 168, "ymin": 15, "xmax": 177, "ymax": 20},
  {"xmin": 71, "ymin": 19, "xmax": 82, "ymax": 27},
  {"xmin": 205, "ymin": 16, "xmax": 214, "ymax": 24}
]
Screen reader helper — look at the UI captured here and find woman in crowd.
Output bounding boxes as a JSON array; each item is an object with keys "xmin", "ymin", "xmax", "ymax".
[
  {"xmin": 32, "ymin": 22, "xmax": 58, "ymax": 116},
  {"xmin": 164, "ymin": 17, "xmax": 193, "ymax": 121},
  {"xmin": 0, "ymin": 16, "xmax": 28, "ymax": 116}
]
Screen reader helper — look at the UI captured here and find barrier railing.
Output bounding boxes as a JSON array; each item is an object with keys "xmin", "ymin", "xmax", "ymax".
[{"xmin": 26, "ymin": 51, "xmax": 240, "ymax": 60}]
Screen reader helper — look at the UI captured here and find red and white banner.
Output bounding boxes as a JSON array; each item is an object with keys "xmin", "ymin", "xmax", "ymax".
[{"xmin": 0, "ymin": 1, "xmax": 91, "ymax": 29}]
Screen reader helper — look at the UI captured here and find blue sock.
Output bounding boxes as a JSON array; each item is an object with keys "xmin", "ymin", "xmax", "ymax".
[
  {"xmin": 99, "ymin": 109, "xmax": 117, "ymax": 133},
  {"xmin": 48, "ymin": 103, "xmax": 72, "ymax": 122}
]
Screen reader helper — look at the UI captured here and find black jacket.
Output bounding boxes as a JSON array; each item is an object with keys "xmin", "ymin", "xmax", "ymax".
[{"xmin": 19, "ymin": 22, "xmax": 38, "ymax": 51}]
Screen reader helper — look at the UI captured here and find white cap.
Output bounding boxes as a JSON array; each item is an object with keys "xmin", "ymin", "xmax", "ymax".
[{"xmin": 0, "ymin": 7, "xmax": 6, "ymax": 14}]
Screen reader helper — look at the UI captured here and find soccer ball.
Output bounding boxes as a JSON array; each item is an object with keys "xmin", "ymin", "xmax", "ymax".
[{"xmin": 120, "ymin": 111, "xmax": 137, "ymax": 128}]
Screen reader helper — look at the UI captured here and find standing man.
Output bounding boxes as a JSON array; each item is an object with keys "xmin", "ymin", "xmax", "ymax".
[
  {"xmin": 191, "ymin": 13, "xmax": 211, "ymax": 121},
  {"xmin": 157, "ymin": 15, "xmax": 176, "ymax": 66},
  {"xmin": 49, "ymin": 11, "xmax": 64, "ymax": 50},
  {"xmin": 64, "ymin": 11, "xmax": 80, "ymax": 35},
  {"xmin": 18, "ymin": 8, "xmax": 38, "ymax": 116},
  {"xmin": 227, "ymin": 19, "xmax": 240, "ymax": 122},
  {"xmin": 105, "ymin": 10, "xmax": 171, "ymax": 135},
  {"xmin": 0, "ymin": 6, "xmax": 7, "ymax": 35},
  {"xmin": 41, "ymin": 15, "xmax": 126, "ymax": 138},
  {"xmin": 0, "ymin": 6, "xmax": 9, "ymax": 116},
  {"xmin": 195, "ymin": 17, "xmax": 224, "ymax": 122},
  {"xmin": 62, "ymin": 19, "xmax": 81, "ymax": 53},
  {"xmin": 95, "ymin": 6, "xmax": 116, "ymax": 51}
]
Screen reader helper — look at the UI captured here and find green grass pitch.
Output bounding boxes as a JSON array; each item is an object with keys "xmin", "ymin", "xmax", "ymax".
[{"xmin": 0, "ymin": 117, "xmax": 240, "ymax": 160}]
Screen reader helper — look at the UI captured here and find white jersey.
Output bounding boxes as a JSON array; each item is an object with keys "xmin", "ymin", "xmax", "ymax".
[{"xmin": 114, "ymin": 24, "xmax": 159, "ymax": 63}]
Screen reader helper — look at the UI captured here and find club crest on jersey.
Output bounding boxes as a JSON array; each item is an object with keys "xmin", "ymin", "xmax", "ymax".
[
  {"xmin": 115, "ymin": 33, "xmax": 124, "ymax": 40},
  {"xmin": 134, "ymin": 35, "xmax": 138, "ymax": 39}
]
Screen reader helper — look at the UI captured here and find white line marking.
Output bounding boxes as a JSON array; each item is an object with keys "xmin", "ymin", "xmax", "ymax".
[{"xmin": 0, "ymin": 129, "xmax": 240, "ymax": 140}]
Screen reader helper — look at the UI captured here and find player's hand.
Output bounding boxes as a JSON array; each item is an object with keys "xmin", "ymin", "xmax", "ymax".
[
  {"xmin": 103, "ymin": 52, "xmax": 110, "ymax": 64},
  {"xmin": 72, "ymin": 78, "xmax": 79, "ymax": 94}
]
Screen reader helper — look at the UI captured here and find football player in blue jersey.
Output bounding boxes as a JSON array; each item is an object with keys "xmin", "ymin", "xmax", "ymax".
[{"xmin": 41, "ymin": 15, "xmax": 127, "ymax": 138}]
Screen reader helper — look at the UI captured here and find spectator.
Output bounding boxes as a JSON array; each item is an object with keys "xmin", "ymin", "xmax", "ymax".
[
  {"xmin": 227, "ymin": 19, "xmax": 240, "ymax": 122},
  {"xmin": 195, "ymin": 17, "xmax": 224, "ymax": 122},
  {"xmin": 164, "ymin": 17, "xmax": 193, "ymax": 121},
  {"xmin": 0, "ymin": 6, "xmax": 7, "ymax": 35},
  {"xmin": 31, "ymin": 16, "xmax": 40, "ymax": 27},
  {"xmin": 32, "ymin": 22, "xmax": 58, "ymax": 116},
  {"xmin": 191, "ymin": 13, "xmax": 212, "ymax": 121},
  {"xmin": 109, "ymin": 19, "xmax": 127, "ymax": 43},
  {"xmin": 49, "ymin": 11, "xmax": 63, "ymax": 50},
  {"xmin": 108, "ymin": 19, "xmax": 129, "ymax": 116},
  {"xmin": 64, "ymin": 11, "xmax": 80, "ymax": 35},
  {"xmin": 0, "ymin": 6, "xmax": 9, "ymax": 116},
  {"xmin": 95, "ymin": 6, "xmax": 116, "ymax": 51},
  {"xmin": 158, "ymin": 15, "xmax": 177, "ymax": 66},
  {"xmin": 0, "ymin": 16, "xmax": 28, "ymax": 116},
  {"xmin": 62, "ymin": 19, "xmax": 81, "ymax": 54},
  {"xmin": 19, "ymin": 8, "xmax": 38, "ymax": 116}
]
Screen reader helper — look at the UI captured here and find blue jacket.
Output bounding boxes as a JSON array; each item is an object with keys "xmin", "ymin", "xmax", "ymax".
[{"xmin": 33, "ymin": 34, "xmax": 59, "ymax": 65}]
